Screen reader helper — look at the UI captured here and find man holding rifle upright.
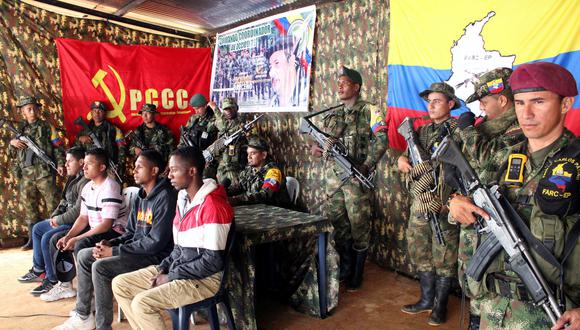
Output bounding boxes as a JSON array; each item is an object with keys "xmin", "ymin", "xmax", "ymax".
[
  {"xmin": 8, "ymin": 95, "xmax": 65, "ymax": 250},
  {"xmin": 309, "ymin": 66, "xmax": 388, "ymax": 290},
  {"xmin": 447, "ymin": 62, "xmax": 580, "ymax": 329}
]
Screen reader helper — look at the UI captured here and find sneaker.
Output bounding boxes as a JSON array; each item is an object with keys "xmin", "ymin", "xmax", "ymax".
[
  {"xmin": 30, "ymin": 279, "xmax": 55, "ymax": 295},
  {"xmin": 52, "ymin": 312, "xmax": 95, "ymax": 330},
  {"xmin": 18, "ymin": 269, "xmax": 45, "ymax": 283},
  {"xmin": 41, "ymin": 282, "xmax": 77, "ymax": 302}
]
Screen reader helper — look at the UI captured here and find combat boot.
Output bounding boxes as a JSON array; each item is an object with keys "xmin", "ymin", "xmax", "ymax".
[
  {"xmin": 428, "ymin": 276, "xmax": 452, "ymax": 326},
  {"xmin": 338, "ymin": 240, "xmax": 354, "ymax": 282},
  {"xmin": 21, "ymin": 222, "xmax": 35, "ymax": 250},
  {"xmin": 401, "ymin": 271, "xmax": 436, "ymax": 314},
  {"xmin": 468, "ymin": 313, "xmax": 480, "ymax": 330},
  {"xmin": 347, "ymin": 247, "xmax": 367, "ymax": 291}
]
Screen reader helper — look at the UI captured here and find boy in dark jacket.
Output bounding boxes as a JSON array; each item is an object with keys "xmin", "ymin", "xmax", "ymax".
[
  {"xmin": 53, "ymin": 149, "xmax": 177, "ymax": 330},
  {"xmin": 112, "ymin": 147, "xmax": 234, "ymax": 330}
]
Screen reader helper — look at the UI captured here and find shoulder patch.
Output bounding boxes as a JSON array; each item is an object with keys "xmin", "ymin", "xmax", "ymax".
[
  {"xmin": 369, "ymin": 105, "xmax": 387, "ymax": 135},
  {"xmin": 262, "ymin": 168, "xmax": 282, "ymax": 192}
]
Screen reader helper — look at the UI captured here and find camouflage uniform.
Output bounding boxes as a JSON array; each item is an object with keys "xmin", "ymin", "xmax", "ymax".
[
  {"xmin": 227, "ymin": 159, "xmax": 291, "ymax": 207},
  {"xmin": 9, "ymin": 97, "xmax": 65, "ymax": 226},
  {"xmin": 177, "ymin": 110, "xmax": 218, "ymax": 150},
  {"xmin": 406, "ymin": 117, "xmax": 459, "ymax": 277},
  {"xmin": 322, "ymin": 98, "xmax": 388, "ymax": 254},
  {"xmin": 129, "ymin": 122, "xmax": 174, "ymax": 161},
  {"xmin": 474, "ymin": 130, "xmax": 580, "ymax": 329},
  {"xmin": 213, "ymin": 98, "xmax": 248, "ymax": 186},
  {"xmin": 75, "ymin": 119, "xmax": 126, "ymax": 176}
]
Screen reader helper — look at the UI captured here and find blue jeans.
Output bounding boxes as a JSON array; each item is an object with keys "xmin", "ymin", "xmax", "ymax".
[{"xmin": 32, "ymin": 220, "xmax": 71, "ymax": 282}]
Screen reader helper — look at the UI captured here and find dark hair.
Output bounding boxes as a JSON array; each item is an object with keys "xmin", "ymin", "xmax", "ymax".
[
  {"xmin": 66, "ymin": 146, "xmax": 85, "ymax": 161},
  {"xmin": 139, "ymin": 149, "xmax": 166, "ymax": 174},
  {"xmin": 85, "ymin": 147, "xmax": 109, "ymax": 169},
  {"xmin": 170, "ymin": 147, "xmax": 205, "ymax": 176}
]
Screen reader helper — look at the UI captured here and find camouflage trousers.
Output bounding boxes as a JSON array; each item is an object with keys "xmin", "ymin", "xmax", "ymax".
[
  {"xmin": 406, "ymin": 201, "xmax": 459, "ymax": 277},
  {"xmin": 20, "ymin": 167, "xmax": 59, "ymax": 225},
  {"xmin": 456, "ymin": 222, "xmax": 486, "ymax": 315},
  {"xmin": 324, "ymin": 172, "xmax": 371, "ymax": 251},
  {"xmin": 479, "ymin": 294, "xmax": 551, "ymax": 329}
]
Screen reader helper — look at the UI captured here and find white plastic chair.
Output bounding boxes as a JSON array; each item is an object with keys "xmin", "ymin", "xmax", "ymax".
[
  {"xmin": 117, "ymin": 186, "xmax": 139, "ymax": 323},
  {"xmin": 286, "ymin": 176, "xmax": 300, "ymax": 204}
]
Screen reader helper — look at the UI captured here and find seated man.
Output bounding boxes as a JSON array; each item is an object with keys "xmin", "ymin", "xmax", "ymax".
[
  {"xmin": 53, "ymin": 149, "xmax": 177, "ymax": 330},
  {"xmin": 227, "ymin": 135, "xmax": 290, "ymax": 207},
  {"xmin": 112, "ymin": 147, "xmax": 234, "ymax": 330},
  {"xmin": 18, "ymin": 147, "xmax": 89, "ymax": 297}
]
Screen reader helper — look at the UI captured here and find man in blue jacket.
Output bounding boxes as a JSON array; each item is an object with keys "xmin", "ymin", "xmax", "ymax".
[{"xmin": 53, "ymin": 149, "xmax": 177, "ymax": 330}]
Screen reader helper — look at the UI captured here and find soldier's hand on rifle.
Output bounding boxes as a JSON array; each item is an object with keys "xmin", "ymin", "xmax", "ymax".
[
  {"xmin": 10, "ymin": 139, "xmax": 27, "ymax": 149},
  {"xmin": 448, "ymin": 195, "xmax": 490, "ymax": 225},
  {"xmin": 57, "ymin": 166, "xmax": 65, "ymax": 177},
  {"xmin": 310, "ymin": 143, "xmax": 324, "ymax": 158},
  {"xmin": 208, "ymin": 101, "xmax": 218, "ymax": 110},
  {"xmin": 397, "ymin": 156, "xmax": 413, "ymax": 173},
  {"xmin": 552, "ymin": 308, "xmax": 580, "ymax": 330},
  {"xmin": 134, "ymin": 147, "xmax": 142, "ymax": 156},
  {"xmin": 78, "ymin": 135, "xmax": 92, "ymax": 144}
]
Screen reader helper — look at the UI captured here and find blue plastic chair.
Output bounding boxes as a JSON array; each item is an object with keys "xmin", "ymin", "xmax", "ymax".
[{"xmin": 169, "ymin": 221, "xmax": 237, "ymax": 330}]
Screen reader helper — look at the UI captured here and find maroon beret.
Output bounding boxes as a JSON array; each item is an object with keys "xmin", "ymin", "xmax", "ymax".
[{"xmin": 509, "ymin": 62, "xmax": 578, "ymax": 97}]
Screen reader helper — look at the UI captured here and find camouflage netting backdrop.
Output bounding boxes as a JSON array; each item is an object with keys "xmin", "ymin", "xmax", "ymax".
[{"xmin": 0, "ymin": 0, "xmax": 416, "ymax": 275}]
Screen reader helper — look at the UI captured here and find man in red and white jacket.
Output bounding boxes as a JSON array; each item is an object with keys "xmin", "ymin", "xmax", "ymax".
[{"xmin": 112, "ymin": 146, "xmax": 233, "ymax": 330}]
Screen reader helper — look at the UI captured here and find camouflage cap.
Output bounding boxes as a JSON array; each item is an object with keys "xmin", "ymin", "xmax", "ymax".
[
  {"xmin": 16, "ymin": 95, "xmax": 41, "ymax": 108},
  {"xmin": 138, "ymin": 103, "xmax": 158, "ymax": 114},
  {"xmin": 245, "ymin": 135, "xmax": 268, "ymax": 151},
  {"xmin": 339, "ymin": 66, "xmax": 363, "ymax": 85},
  {"xmin": 221, "ymin": 97, "xmax": 238, "ymax": 110},
  {"xmin": 419, "ymin": 82, "xmax": 462, "ymax": 110},
  {"xmin": 466, "ymin": 68, "xmax": 513, "ymax": 103},
  {"xmin": 90, "ymin": 101, "xmax": 107, "ymax": 111},
  {"xmin": 189, "ymin": 93, "xmax": 208, "ymax": 108}
]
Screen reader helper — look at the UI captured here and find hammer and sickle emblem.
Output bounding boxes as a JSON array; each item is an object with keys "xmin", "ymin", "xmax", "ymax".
[{"xmin": 90, "ymin": 65, "xmax": 127, "ymax": 122}]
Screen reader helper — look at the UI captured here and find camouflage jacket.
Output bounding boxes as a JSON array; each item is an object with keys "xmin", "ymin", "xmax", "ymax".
[
  {"xmin": 212, "ymin": 109, "xmax": 249, "ymax": 172},
  {"xmin": 75, "ymin": 120, "xmax": 126, "ymax": 166},
  {"xmin": 130, "ymin": 122, "xmax": 174, "ymax": 161},
  {"xmin": 177, "ymin": 110, "xmax": 218, "ymax": 149},
  {"xmin": 227, "ymin": 160, "xmax": 291, "ymax": 207},
  {"xmin": 321, "ymin": 99, "xmax": 388, "ymax": 171},
  {"xmin": 477, "ymin": 130, "xmax": 580, "ymax": 308},
  {"xmin": 9, "ymin": 119, "xmax": 65, "ymax": 179},
  {"xmin": 51, "ymin": 171, "xmax": 90, "ymax": 225}
]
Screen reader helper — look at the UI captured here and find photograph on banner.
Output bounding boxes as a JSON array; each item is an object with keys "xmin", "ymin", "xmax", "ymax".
[{"xmin": 210, "ymin": 5, "xmax": 316, "ymax": 113}]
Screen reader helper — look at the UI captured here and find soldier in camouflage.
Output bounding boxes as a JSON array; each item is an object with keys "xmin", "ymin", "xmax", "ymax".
[
  {"xmin": 398, "ymin": 82, "xmax": 461, "ymax": 326},
  {"xmin": 448, "ymin": 62, "xmax": 580, "ymax": 330},
  {"xmin": 8, "ymin": 96, "xmax": 65, "ymax": 249},
  {"xmin": 227, "ymin": 135, "xmax": 290, "ymax": 207},
  {"xmin": 75, "ymin": 101, "xmax": 127, "ymax": 180},
  {"xmin": 310, "ymin": 66, "xmax": 388, "ymax": 290},
  {"xmin": 129, "ymin": 103, "xmax": 174, "ymax": 161},
  {"xmin": 451, "ymin": 68, "xmax": 524, "ymax": 330},
  {"xmin": 208, "ymin": 97, "xmax": 248, "ymax": 186}
]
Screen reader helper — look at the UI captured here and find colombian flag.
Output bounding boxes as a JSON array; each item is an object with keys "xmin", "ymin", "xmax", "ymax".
[{"xmin": 387, "ymin": 1, "xmax": 580, "ymax": 150}]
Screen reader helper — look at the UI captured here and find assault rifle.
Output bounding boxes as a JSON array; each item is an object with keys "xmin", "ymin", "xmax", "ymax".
[
  {"xmin": 299, "ymin": 104, "xmax": 375, "ymax": 190},
  {"xmin": 1, "ymin": 119, "xmax": 61, "ymax": 175},
  {"xmin": 397, "ymin": 117, "xmax": 445, "ymax": 246},
  {"xmin": 125, "ymin": 130, "xmax": 146, "ymax": 150},
  {"xmin": 203, "ymin": 114, "xmax": 264, "ymax": 162},
  {"xmin": 432, "ymin": 136, "xmax": 563, "ymax": 325},
  {"xmin": 74, "ymin": 117, "xmax": 122, "ymax": 183}
]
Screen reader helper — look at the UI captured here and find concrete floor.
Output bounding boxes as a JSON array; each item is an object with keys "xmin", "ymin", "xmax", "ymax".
[{"xmin": 0, "ymin": 248, "xmax": 468, "ymax": 329}]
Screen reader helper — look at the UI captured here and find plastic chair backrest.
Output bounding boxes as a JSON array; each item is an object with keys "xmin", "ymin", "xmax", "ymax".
[
  {"xmin": 120, "ymin": 186, "xmax": 140, "ymax": 219},
  {"xmin": 285, "ymin": 176, "xmax": 300, "ymax": 204},
  {"xmin": 216, "ymin": 220, "xmax": 236, "ymax": 296}
]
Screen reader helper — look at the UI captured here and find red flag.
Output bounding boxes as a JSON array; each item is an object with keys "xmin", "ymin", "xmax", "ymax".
[{"xmin": 56, "ymin": 39, "xmax": 212, "ymax": 142}]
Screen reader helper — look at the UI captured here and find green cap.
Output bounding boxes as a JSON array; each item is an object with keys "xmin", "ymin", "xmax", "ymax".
[
  {"xmin": 189, "ymin": 93, "xmax": 208, "ymax": 107},
  {"xmin": 419, "ymin": 82, "xmax": 462, "ymax": 110},
  {"xmin": 16, "ymin": 95, "xmax": 41, "ymax": 108},
  {"xmin": 466, "ymin": 68, "xmax": 513, "ymax": 103},
  {"xmin": 221, "ymin": 97, "xmax": 238, "ymax": 110},
  {"xmin": 139, "ymin": 103, "xmax": 158, "ymax": 114},
  {"xmin": 339, "ymin": 66, "xmax": 363, "ymax": 85},
  {"xmin": 90, "ymin": 101, "xmax": 107, "ymax": 111},
  {"xmin": 245, "ymin": 135, "xmax": 268, "ymax": 151}
]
